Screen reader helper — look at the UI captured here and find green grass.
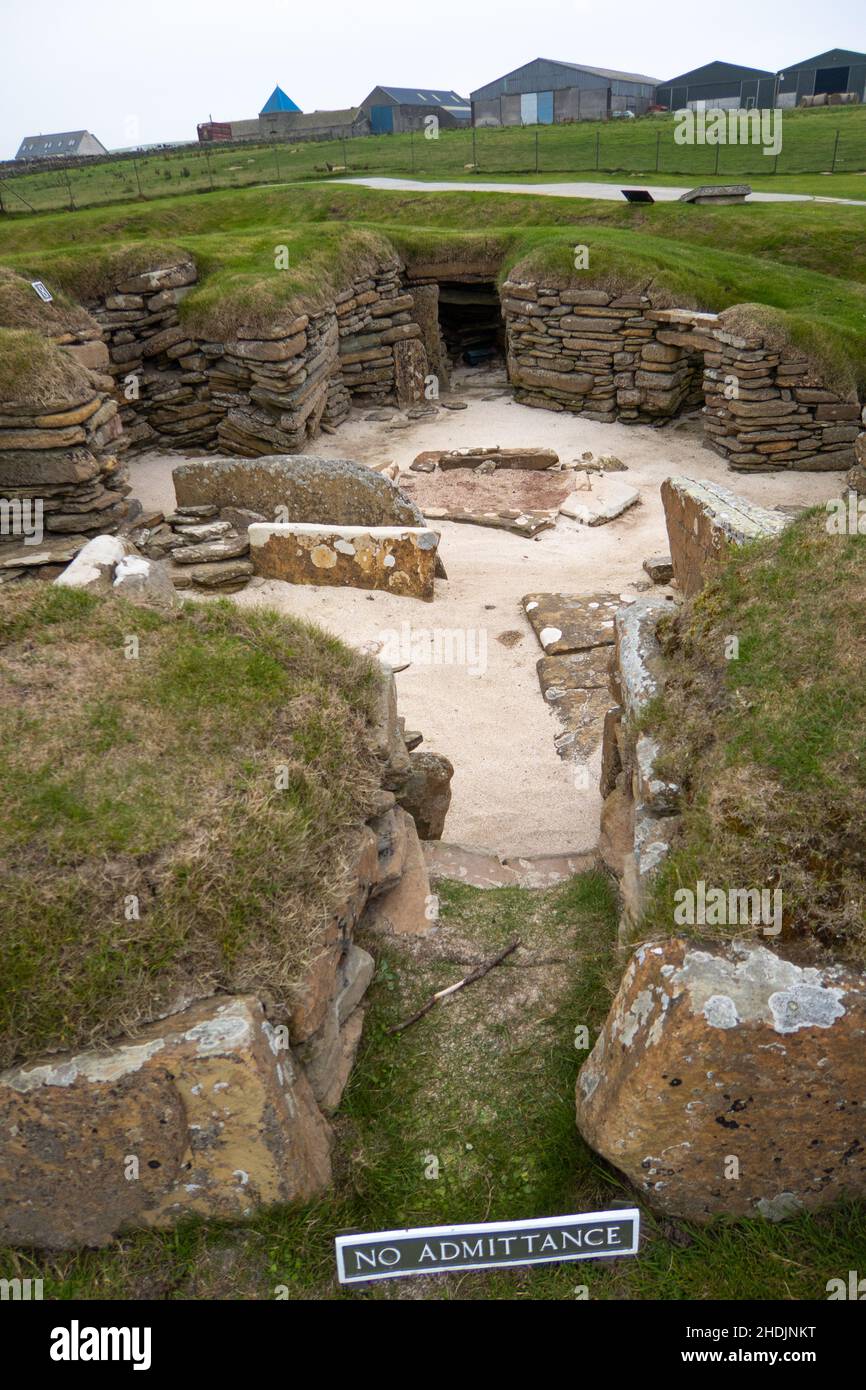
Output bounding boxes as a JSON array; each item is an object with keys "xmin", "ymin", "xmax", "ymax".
[
  {"xmin": 641, "ymin": 510, "xmax": 866, "ymax": 963},
  {"xmin": 0, "ymin": 585, "xmax": 382, "ymax": 1068},
  {"xmin": 2, "ymin": 103, "xmax": 865, "ymax": 215},
  {"xmin": 2, "ymin": 180, "xmax": 865, "ymax": 392},
  {"xmin": 6, "ymin": 872, "xmax": 865, "ymax": 1301}
]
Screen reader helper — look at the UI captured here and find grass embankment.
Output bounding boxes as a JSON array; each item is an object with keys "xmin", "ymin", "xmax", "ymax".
[
  {"xmin": 4, "ymin": 873, "xmax": 865, "ymax": 1300},
  {"xmin": 0, "ymin": 585, "xmax": 382, "ymax": 1069},
  {"xmin": 2, "ymin": 102, "xmax": 865, "ymax": 214},
  {"xmin": 0, "ymin": 184, "xmax": 865, "ymax": 391},
  {"xmin": 641, "ymin": 510, "xmax": 866, "ymax": 965}
]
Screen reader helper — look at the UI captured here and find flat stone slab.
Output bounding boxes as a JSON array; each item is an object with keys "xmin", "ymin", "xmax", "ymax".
[
  {"xmin": 173, "ymin": 454, "xmax": 424, "ymax": 528},
  {"xmin": 0, "ymin": 534, "xmax": 91, "ymax": 568},
  {"xmin": 560, "ymin": 478, "xmax": 640, "ymax": 526},
  {"xmin": 249, "ymin": 522, "xmax": 439, "ymax": 601},
  {"xmin": 537, "ymin": 649, "xmax": 612, "ymax": 697},
  {"xmin": 412, "ymin": 446, "xmax": 559, "ymax": 471},
  {"xmin": 679, "ymin": 184, "xmax": 751, "ymax": 204},
  {"xmin": 550, "ymin": 687, "xmax": 614, "ymax": 760},
  {"xmin": 423, "ymin": 842, "xmax": 598, "ymax": 889},
  {"xmin": 523, "ymin": 593, "xmax": 621, "ymax": 654}
]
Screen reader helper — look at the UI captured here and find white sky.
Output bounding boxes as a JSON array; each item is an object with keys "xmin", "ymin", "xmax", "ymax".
[{"xmin": 1, "ymin": 0, "xmax": 863, "ymax": 157}]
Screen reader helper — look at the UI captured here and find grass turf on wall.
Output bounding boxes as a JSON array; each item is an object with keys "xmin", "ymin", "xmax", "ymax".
[
  {"xmin": 0, "ymin": 585, "xmax": 382, "ymax": 1069},
  {"xmin": 1, "ymin": 183, "xmax": 864, "ymax": 395},
  {"xmin": 640, "ymin": 510, "xmax": 866, "ymax": 966}
]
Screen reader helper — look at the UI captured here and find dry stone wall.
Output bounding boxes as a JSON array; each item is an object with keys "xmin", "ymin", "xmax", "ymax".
[
  {"xmin": 88, "ymin": 254, "xmax": 430, "ymax": 458},
  {"xmin": 502, "ymin": 281, "xmax": 861, "ymax": 470}
]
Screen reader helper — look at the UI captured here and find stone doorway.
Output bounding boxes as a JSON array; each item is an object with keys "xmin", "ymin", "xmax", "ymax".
[{"xmin": 436, "ymin": 280, "xmax": 506, "ymax": 369}]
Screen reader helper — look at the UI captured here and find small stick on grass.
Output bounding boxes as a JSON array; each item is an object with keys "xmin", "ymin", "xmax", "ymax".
[{"xmin": 387, "ymin": 939, "xmax": 521, "ymax": 1035}]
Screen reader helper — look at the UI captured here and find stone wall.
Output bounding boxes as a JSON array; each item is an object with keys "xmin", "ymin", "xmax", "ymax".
[
  {"xmin": 88, "ymin": 254, "xmax": 430, "ymax": 458},
  {"xmin": 0, "ymin": 661, "xmax": 453, "ymax": 1249},
  {"xmin": 502, "ymin": 281, "xmax": 861, "ymax": 470},
  {"xmin": 0, "ymin": 328, "xmax": 132, "ymax": 580}
]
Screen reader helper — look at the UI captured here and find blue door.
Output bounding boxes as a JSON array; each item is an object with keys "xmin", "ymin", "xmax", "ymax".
[
  {"xmin": 371, "ymin": 105, "xmax": 394, "ymax": 134},
  {"xmin": 537, "ymin": 91, "xmax": 554, "ymax": 124}
]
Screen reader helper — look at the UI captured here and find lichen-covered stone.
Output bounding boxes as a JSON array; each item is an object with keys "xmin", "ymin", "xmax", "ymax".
[
  {"xmin": 661, "ymin": 476, "xmax": 791, "ymax": 597},
  {"xmin": 576, "ymin": 938, "xmax": 866, "ymax": 1220},
  {"xmin": 0, "ymin": 996, "xmax": 333, "ymax": 1248},
  {"xmin": 249, "ymin": 522, "xmax": 439, "ymax": 600}
]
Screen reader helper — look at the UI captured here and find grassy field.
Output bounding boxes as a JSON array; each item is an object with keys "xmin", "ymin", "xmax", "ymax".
[
  {"xmin": 2, "ymin": 181, "xmax": 865, "ymax": 393},
  {"xmin": 4, "ymin": 872, "xmax": 864, "ymax": 1301},
  {"xmin": 2, "ymin": 104, "xmax": 865, "ymax": 216}
]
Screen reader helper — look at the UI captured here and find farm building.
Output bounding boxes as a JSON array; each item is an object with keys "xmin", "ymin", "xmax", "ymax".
[
  {"xmin": 654, "ymin": 61, "xmax": 776, "ymax": 111},
  {"xmin": 259, "ymin": 107, "xmax": 370, "ymax": 141},
  {"xmin": 14, "ymin": 130, "xmax": 108, "ymax": 161},
  {"xmin": 470, "ymin": 58, "xmax": 659, "ymax": 126},
  {"xmin": 776, "ymin": 49, "xmax": 866, "ymax": 106},
  {"xmin": 358, "ymin": 87, "xmax": 471, "ymax": 134}
]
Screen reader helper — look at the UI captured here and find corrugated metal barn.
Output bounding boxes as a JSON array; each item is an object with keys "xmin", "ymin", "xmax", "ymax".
[
  {"xmin": 359, "ymin": 87, "xmax": 471, "ymax": 134},
  {"xmin": 655, "ymin": 60, "xmax": 776, "ymax": 111},
  {"xmin": 470, "ymin": 57, "xmax": 659, "ymax": 126},
  {"xmin": 777, "ymin": 49, "xmax": 866, "ymax": 106}
]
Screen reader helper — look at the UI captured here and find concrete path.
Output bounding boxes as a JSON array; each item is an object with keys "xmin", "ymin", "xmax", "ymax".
[{"xmin": 334, "ymin": 175, "xmax": 866, "ymax": 207}]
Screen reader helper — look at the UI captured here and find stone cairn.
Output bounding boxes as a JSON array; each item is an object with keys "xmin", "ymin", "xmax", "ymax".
[
  {"xmin": 502, "ymin": 282, "xmax": 860, "ymax": 470},
  {"xmin": 0, "ymin": 333, "xmax": 131, "ymax": 582}
]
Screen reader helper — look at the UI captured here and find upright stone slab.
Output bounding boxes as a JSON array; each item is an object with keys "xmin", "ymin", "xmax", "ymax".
[
  {"xmin": 661, "ymin": 476, "xmax": 791, "ymax": 597},
  {"xmin": 249, "ymin": 522, "xmax": 439, "ymax": 600}
]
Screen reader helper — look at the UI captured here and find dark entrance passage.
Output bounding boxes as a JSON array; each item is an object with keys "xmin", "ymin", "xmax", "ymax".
[{"xmin": 437, "ymin": 281, "xmax": 505, "ymax": 367}]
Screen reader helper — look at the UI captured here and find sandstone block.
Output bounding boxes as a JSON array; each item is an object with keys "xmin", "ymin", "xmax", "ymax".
[{"xmin": 249, "ymin": 522, "xmax": 439, "ymax": 600}]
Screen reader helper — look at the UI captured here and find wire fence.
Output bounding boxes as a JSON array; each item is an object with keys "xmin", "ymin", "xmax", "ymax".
[{"xmin": 2, "ymin": 118, "xmax": 865, "ymax": 215}]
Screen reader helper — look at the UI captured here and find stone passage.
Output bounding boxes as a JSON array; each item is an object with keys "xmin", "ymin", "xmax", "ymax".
[{"xmin": 523, "ymin": 593, "xmax": 619, "ymax": 762}]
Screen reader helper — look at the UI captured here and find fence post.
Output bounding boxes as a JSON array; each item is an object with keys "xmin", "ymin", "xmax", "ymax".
[
  {"xmin": 535, "ymin": 128, "xmax": 539, "ymax": 173},
  {"xmin": 274, "ymin": 145, "xmax": 281, "ymax": 182},
  {"xmin": 831, "ymin": 129, "xmax": 840, "ymax": 172},
  {"xmin": 132, "ymin": 157, "xmax": 142, "ymax": 197},
  {"xmin": 714, "ymin": 141, "xmax": 720, "ymax": 175},
  {"xmin": 595, "ymin": 130, "xmax": 600, "ymax": 170},
  {"xmin": 655, "ymin": 129, "xmax": 661, "ymax": 173},
  {"xmin": 342, "ymin": 134, "xmax": 348, "ymax": 170},
  {"xmin": 410, "ymin": 127, "xmax": 415, "ymax": 175},
  {"xmin": 472, "ymin": 123, "xmax": 477, "ymax": 169},
  {"xmin": 203, "ymin": 146, "xmax": 214, "ymax": 190},
  {"xmin": 65, "ymin": 169, "xmax": 76, "ymax": 211}
]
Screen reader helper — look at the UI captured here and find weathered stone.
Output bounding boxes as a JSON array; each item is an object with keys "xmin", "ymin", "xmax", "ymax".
[
  {"xmin": 560, "ymin": 479, "xmax": 640, "ymax": 526},
  {"xmin": 661, "ymin": 476, "xmax": 791, "ymax": 597},
  {"xmin": 362, "ymin": 817, "xmax": 436, "ymax": 935},
  {"xmin": 248, "ymin": 523, "xmax": 439, "ymax": 601},
  {"xmin": 112, "ymin": 554, "xmax": 181, "ymax": 610},
  {"xmin": 173, "ymin": 455, "xmax": 424, "ymax": 528},
  {"xmin": 393, "ymin": 751, "xmax": 454, "ymax": 840},
  {"xmin": 0, "ymin": 996, "xmax": 332, "ymax": 1248},
  {"xmin": 53, "ymin": 534, "xmax": 130, "ymax": 594},
  {"xmin": 642, "ymin": 554, "xmax": 674, "ymax": 584},
  {"xmin": 576, "ymin": 938, "xmax": 866, "ymax": 1220},
  {"xmin": 523, "ymin": 593, "xmax": 621, "ymax": 654}
]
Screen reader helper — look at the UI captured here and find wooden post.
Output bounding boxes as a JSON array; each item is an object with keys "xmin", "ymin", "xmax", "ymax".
[
  {"xmin": 831, "ymin": 129, "xmax": 840, "ymax": 172},
  {"xmin": 472, "ymin": 123, "xmax": 477, "ymax": 169},
  {"xmin": 595, "ymin": 129, "xmax": 600, "ymax": 170},
  {"xmin": 132, "ymin": 157, "xmax": 142, "ymax": 197},
  {"xmin": 535, "ymin": 128, "xmax": 539, "ymax": 173},
  {"xmin": 655, "ymin": 129, "xmax": 661, "ymax": 173}
]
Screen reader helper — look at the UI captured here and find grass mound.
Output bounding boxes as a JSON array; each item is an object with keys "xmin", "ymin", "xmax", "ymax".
[
  {"xmin": 641, "ymin": 511, "xmax": 866, "ymax": 964},
  {"xmin": 0, "ymin": 585, "xmax": 383, "ymax": 1069},
  {"xmin": 0, "ymin": 329, "xmax": 94, "ymax": 409}
]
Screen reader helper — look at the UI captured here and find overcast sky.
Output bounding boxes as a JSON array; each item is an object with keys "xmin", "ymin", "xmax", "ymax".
[{"xmin": 1, "ymin": 0, "xmax": 862, "ymax": 158}]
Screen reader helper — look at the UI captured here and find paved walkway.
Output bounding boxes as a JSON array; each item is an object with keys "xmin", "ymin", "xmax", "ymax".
[{"xmin": 335, "ymin": 175, "xmax": 866, "ymax": 207}]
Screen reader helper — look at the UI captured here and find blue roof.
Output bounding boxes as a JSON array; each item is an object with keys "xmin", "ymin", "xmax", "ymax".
[{"xmin": 260, "ymin": 86, "xmax": 301, "ymax": 115}]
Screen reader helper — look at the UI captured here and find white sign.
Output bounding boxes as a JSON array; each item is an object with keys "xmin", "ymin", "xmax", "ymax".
[{"xmin": 31, "ymin": 281, "xmax": 53, "ymax": 303}]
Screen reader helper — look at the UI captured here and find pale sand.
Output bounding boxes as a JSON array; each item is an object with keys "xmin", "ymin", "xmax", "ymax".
[{"xmin": 129, "ymin": 380, "xmax": 847, "ymax": 857}]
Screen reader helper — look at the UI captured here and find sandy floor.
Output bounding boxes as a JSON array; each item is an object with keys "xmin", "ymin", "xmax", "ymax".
[{"xmin": 130, "ymin": 370, "xmax": 847, "ymax": 857}]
